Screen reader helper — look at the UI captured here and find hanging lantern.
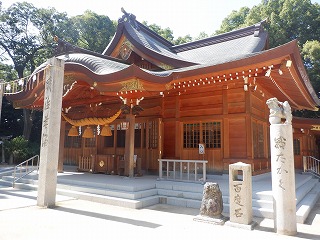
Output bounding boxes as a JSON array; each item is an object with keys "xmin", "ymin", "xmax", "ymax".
[
  {"xmin": 82, "ymin": 126, "xmax": 94, "ymax": 138},
  {"xmin": 101, "ymin": 125, "xmax": 112, "ymax": 136},
  {"xmin": 68, "ymin": 125, "xmax": 79, "ymax": 136}
]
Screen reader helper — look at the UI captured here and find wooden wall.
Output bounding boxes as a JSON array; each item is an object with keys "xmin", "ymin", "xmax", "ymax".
[{"xmin": 62, "ymin": 80, "xmax": 318, "ymax": 175}]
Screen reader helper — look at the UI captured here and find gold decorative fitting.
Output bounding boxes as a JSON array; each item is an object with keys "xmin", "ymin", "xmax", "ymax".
[
  {"xmin": 120, "ymin": 79, "xmax": 144, "ymax": 92},
  {"xmin": 99, "ymin": 160, "xmax": 104, "ymax": 167}
]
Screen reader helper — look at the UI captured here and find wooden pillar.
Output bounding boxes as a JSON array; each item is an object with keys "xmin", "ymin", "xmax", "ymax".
[
  {"xmin": 0, "ymin": 80, "xmax": 5, "ymax": 164},
  {"xmin": 37, "ymin": 57, "xmax": 64, "ymax": 207},
  {"xmin": 124, "ymin": 113, "xmax": 135, "ymax": 177},
  {"xmin": 58, "ymin": 120, "xmax": 66, "ymax": 172}
]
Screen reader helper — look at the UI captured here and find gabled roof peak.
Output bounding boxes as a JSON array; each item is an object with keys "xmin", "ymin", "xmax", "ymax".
[{"xmin": 119, "ymin": 8, "xmax": 140, "ymax": 31}]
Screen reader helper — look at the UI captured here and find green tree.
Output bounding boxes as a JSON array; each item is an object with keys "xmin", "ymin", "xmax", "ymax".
[
  {"xmin": 142, "ymin": 21, "xmax": 175, "ymax": 42},
  {"xmin": 142, "ymin": 21, "xmax": 193, "ymax": 45},
  {"xmin": 4, "ymin": 136, "xmax": 39, "ymax": 164},
  {"xmin": 194, "ymin": 32, "xmax": 209, "ymax": 41},
  {"xmin": 216, "ymin": 7, "xmax": 250, "ymax": 34},
  {"xmin": 173, "ymin": 34, "xmax": 193, "ymax": 45},
  {"xmin": 302, "ymin": 40, "xmax": 320, "ymax": 99},
  {"xmin": 72, "ymin": 10, "xmax": 116, "ymax": 53},
  {"xmin": 0, "ymin": 2, "xmax": 75, "ymax": 140},
  {"xmin": 216, "ymin": 0, "xmax": 320, "ymax": 117}
]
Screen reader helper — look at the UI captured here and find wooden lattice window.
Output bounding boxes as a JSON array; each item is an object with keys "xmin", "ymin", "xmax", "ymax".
[
  {"xmin": 85, "ymin": 137, "xmax": 96, "ymax": 148},
  {"xmin": 202, "ymin": 122, "xmax": 221, "ymax": 148},
  {"xmin": 183, "ymin": 122, "xmax": 221, "ymax": 149},
  {"xmin": 117, "ymin": 128, "xmax": 126, "ymax": 148},
  {"xmin": 104, "ymin": 125, "xmax": 114, "ymax": 147},
  {"xmin": 253, "ymin": 121, "xmax": 264, "ymax": 158},
  {"xmin": 293, "ymin": 138, "xmax": 300, "ymax": 155},
  {"xmin": 64, "ymin": 129, "xmax": 82, "ymax": 148},
  {"xmin": 149, "ymin": 120, "xmax": 158, "ymax": 149}
]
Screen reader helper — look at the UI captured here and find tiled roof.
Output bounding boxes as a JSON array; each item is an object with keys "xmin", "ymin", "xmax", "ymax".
[
  {"xmin": 63, "ymin": 54, "xmax": 129, "ymax": 75},
  {"xmin": 103, "ymin": 10, "xmax": 268, "ymax": 69},
  {"xmin": 122, "ymin": 19, "xmax": 193, "ymax": 63},
  {"xmin": 177, "ymin": 31, "xmax": 268, "ymax": 65}
]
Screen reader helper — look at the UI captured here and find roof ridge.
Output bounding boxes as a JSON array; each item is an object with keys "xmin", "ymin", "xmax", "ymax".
[
  {"xmin": 119, "ymin": 8, "xmax": 173, "ymax": 48},
  {"xmin": 172, "ymin": 20, "xmax": 266, "ymax": 53}
]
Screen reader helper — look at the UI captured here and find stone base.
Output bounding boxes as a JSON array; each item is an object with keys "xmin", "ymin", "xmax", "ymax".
[
  {"xmin": 193, "ymin": 215, "xmax": 228, "ymax": 225},
  {"xmin": 225, "ymin": 220, "xmax": 257, "ymax": 230}
]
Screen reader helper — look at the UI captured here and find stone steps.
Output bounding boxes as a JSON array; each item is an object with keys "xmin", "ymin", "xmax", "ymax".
[
  {"xmin": 155, "ymin": 173, "xmax": 320, "ymax": 223},
  {"xmin": 0, "ymin": 174, "xmax": 160, "ymax": 209},
  {"xmin": 0, "ymin": 170, "xmax": 319, "ymax": 223}
]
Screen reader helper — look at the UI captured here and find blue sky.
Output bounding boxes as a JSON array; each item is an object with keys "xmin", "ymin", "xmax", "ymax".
[{"xmin": 2, "ymin": 0, "xmax": 320, "ymax": 38}]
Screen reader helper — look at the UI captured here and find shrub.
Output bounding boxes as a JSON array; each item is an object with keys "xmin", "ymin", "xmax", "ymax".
[{"xmin": 4, "ymin": 136, "xmax": 39, "ymax": 164}]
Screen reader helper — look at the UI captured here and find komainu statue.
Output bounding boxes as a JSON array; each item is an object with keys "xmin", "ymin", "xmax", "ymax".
[
  {"xmin": 199, "ymin": 182, "xmax": 223, "ymax": 218},
  {"xmin": 266, "ymin": 97, "xmax": 292, "ymax": 125}
]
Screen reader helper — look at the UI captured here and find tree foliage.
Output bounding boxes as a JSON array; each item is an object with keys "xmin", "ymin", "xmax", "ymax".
[
  {"xmin": 142, "ymin": 21, "xmax": 193, "ymax": 45},
  {"xmin": 216, "ymin": 7, "xmax": 251, "ymax": 34},
  {"xmin": 72, "ymin": 10, "xmax": 116, "ymax": 53},
  {"xmin": 0, "ymin": 2, "xmax": 116, "ymax": 142},
  {"xmin": 0, "ymin": 2, "xmax": 74, "ymax": 77},
  {"xmin": 216, "ymin": 0, "xmax": 320, "ymax": 117}
]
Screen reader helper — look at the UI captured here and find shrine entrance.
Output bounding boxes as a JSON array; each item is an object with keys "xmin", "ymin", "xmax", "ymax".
[{"xmin": 63, "ymin": 117, "xmax": 162, "ymax": 175}]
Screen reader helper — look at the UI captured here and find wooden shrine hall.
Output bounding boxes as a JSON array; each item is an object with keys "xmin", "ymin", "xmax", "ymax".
[{"xmin": 5, "ymin": 9, "xmax": 320, "ymax": 177}]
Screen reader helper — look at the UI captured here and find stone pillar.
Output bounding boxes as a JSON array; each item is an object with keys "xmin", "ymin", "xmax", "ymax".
[
  {"xmin": 124, "ymin": 113, "xmax": 135, "ymax": 177},
  {"xmin": 229, "ymin": 162, "xmax": 252, "ymax": 224},
  {"xmin": 267, "ymin": 97, "xmax": 297, "ymax": 235},
  {"xmin": 37, "ymin": 58, "xmax": 64, "ymax": 207},
  {"xmin": 226, "ymin": 162, "xmax": 255, "ymax": 230}
]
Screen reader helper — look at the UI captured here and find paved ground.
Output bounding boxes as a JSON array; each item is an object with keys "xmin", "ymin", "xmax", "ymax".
[{"xmin": 0, "ymin": 186, "xmax": 319, "ymax": 240}]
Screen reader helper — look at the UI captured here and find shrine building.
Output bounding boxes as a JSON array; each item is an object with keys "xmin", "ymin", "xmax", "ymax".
[{"xmin": 5, "ymin": 10, "xmax": 320, "ymax": 176}]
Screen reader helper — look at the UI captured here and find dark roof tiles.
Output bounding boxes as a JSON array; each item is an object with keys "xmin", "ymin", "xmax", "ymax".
[
  {"xmin": 178, "ymin": 32, "xmax": 268, "ymax": 65},
  {"xmin": 64, "ymin": 54, "xmax": 129, "ymax": 75}
]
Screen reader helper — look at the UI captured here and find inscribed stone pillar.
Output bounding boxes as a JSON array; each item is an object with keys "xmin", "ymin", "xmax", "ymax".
[
  {"xmin": 229, "ymin": 162, "xmax": 252, "ymax": 225},
  {"xmin": 37, "ymin": 57, "xmax": 64, "ymax": 207},
  {"xmin": 267, "ymin": 97, "xmax": 297, "ymax": 236},
  {"xmin": 124, "ymin": 113, "xmax": 135, "ymax": 177}
]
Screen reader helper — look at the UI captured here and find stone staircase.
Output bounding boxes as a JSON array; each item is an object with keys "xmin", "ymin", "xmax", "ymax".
[
  {"xmin": 0, "ymin": 172, "xmax": 160, "ymax": 209},
  {"xmin": 0, "ymin": 169, "xmax": 319, "ymax": 224}
]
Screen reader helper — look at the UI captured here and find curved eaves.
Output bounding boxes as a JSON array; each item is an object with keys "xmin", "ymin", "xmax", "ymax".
[
  {"xmin": 122, "ymin": 26, "xmax": 197, "ymax": 68},
  {"xmin": 63, "ymin": 53, "xmax": 130, "ymax": 75}
]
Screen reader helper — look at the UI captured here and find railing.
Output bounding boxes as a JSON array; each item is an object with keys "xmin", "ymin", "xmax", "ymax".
[
  {"xmin": 303, "ymin": 156, "xmax": 320, "ymax": 178},
  {"xmin": 78, "ymin": 155, "xmax": 94, "ymax": 172},
  {"xmin": 13, "ymin": 155, "xmax": 39, "ymax": 187},
  {"xmin": 158, "ymin": 159, "xmax": 208, "ymax": 183}
]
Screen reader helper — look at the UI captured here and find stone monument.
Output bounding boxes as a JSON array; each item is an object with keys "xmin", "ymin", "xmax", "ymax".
[
  {"xmin": 194, "ymin": 182, "xmax": 226, "ymax": 225},
  {"xmin": 266, "ymin": 97, "xmax": 297, "ymax": 235},
  {"xmin": 226, "ymin": 162, "xmax": 256, "ymax": 230},
  {"xmin": 37, "ymin": 57, "xmax": 65, "ymax": 207}
]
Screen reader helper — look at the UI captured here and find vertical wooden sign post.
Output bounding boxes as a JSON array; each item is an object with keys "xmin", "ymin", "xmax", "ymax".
[
  {"xmin": 37, "ymin": 58, "xmax": 64, "ymax": 207},
  {"xmin": 267, "ymin": 97, "xmax": 297, "ymax": 236}
]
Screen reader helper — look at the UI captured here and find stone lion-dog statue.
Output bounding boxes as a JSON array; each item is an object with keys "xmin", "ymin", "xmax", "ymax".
[{"xmin": 266, "ymin": 97, "xmax": 292, "ymax": 125}]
